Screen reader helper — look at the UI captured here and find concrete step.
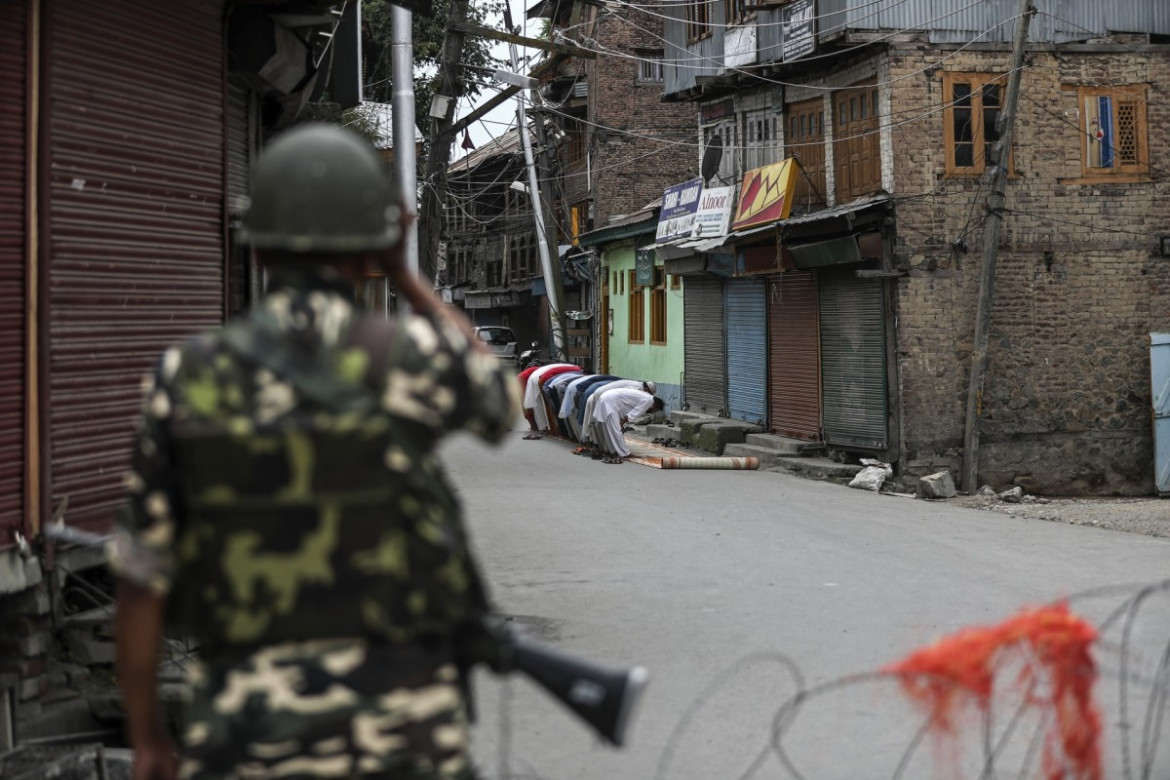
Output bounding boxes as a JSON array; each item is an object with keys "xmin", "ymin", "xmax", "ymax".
[
  {"xmin": 769, "ymin": 456, "xmax": 864, "ymax": 484},
  {"xmin": 723, "ymin": 443, "xmax": 785, "ymax": 468},
  {"xmin": 645, "ymin": 423, "xmax": 686, "ymax": 443},
  {"xmin": 744, "ymin": 433, "xmax": 825, "ymax": 455},
  {"xmin": 668, "ymin": 410, "xmax": 722, "ymax": 427}
]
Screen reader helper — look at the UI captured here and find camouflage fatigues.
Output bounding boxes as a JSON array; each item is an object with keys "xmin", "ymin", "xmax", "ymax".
[{"xmin": 108, "ymin": 268, "xmax": 520, "ymax": 779}]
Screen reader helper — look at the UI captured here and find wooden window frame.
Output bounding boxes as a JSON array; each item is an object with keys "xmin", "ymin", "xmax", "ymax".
[
  {"xmin": 566, "ymin": 119, "xmax": 586, "ymax": 167},
  {"xmin": 942, "ymin": 72, "xmax": 1020, "ymax": 177},
  {"xmin": 685, "ymin": 0, "xmax": 711, "ymax": 43},
  {"xmin": 627, "ymin": 270, "xmax": 645, "ymax": 343},
  {"xmin": 833, "ymin": 82, "xmax": 882, "ymax": 201},
  {"xmin": 570, "ymin": 201, "xmax": 589, "ymax": 245},
  {"xmin": 786, "ymin": 97, "xmax": 827, "ymax": 206},
  {"xmin": 637, "ymin": 50, "xmax": 664, "ymax": 84},
  {"xmin": 650, "ymin": 266, "xmax": 668, "ymax": 345},
  {"xmin": 1077, "ymin": 85, "xmax": 1149, "ymax": 179},
  {"xmin": 725, "ymin": 0, "xmax": 755, "ymax": 26}
]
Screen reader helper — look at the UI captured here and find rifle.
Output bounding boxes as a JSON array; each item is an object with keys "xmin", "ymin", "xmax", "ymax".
[{"xmin": 43, "ymin": 524, "xmax": 650, "ymax": 748}]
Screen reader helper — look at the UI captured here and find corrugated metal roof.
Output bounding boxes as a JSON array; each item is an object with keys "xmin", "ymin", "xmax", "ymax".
[{"xmin": 447, "ymin": 126, "xmax": 529, "ymax": 174}]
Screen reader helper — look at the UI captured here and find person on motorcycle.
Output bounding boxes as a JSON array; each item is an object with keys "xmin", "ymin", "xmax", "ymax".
[{"xmin": 107, "ymin": 124, "xmax": 519, "ymax": 780}]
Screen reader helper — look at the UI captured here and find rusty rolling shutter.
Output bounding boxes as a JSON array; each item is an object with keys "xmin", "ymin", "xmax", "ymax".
[
  {"xmin": 768, "ymin": 271, "xmax": 821, "ymax": 441},
  {"xmin": 0, "ymin": 0, "xmax": 28, "ymax": 544},
  {"xmin": 683, "ymin": 276, "xmax": 725, "ymax": 415},
  {"xmin": 46, "ymin": 0, "xmax": 225, "ymax": 531}
]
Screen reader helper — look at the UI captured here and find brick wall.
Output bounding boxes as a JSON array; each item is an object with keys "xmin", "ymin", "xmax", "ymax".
[
  {"xmin": 889, "ymin": 43, "xmax": 1170, "ymax": 494},
  {"xmin": 585, "ymin": 4, "xmax": 695, "ymax": 226}
]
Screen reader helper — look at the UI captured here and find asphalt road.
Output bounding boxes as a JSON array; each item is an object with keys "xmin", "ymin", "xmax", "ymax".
[{"xmin": 442, "ymin": 429, "xmax": 1170, "ymax": 780}]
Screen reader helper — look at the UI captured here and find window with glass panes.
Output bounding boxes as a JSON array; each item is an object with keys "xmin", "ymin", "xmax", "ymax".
[
  {"xmin": 1078, "ymin": 85, "xmax": 1148, "ymax": 177},
  {"xmin": 702, "ymin": 116, "xmax": 738, "ymax": 186},
  {"xmin": 686, "ymin": 0, "xmax": 710, "ymax": 42},
  {"xmin": 743, "ymin": 107, "xmax": 780, "ymax": 172},
  {"xmin": 943, "ymin": 73, "xmax": 1012, "ymax": 176}
]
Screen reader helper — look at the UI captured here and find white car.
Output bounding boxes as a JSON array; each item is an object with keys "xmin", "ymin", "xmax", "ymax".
[{"xmin": 473, "ymin": 326, "xmax": 517, "ymax": 362}]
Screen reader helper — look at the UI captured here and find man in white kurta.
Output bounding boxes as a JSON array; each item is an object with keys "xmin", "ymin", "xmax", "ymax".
[
  {"xmin": 580, "ymin": 380, "xmax": 655, "ymax": 443},
  {"xmin": 524, "ymin": 364, "xmax": 580, "ymax": 431},
  {"xmin": 590, "ymin": 387, "xmax": 657, "ymax": 458},
  {"xmin": 558, "ymin": 373, "xmax": 600, "ymax": 441}
]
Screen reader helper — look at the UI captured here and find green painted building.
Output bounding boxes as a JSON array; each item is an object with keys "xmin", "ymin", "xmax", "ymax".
[{"xmin": 581, "ymin": 206, "xmax": 685, "ymax": 412}]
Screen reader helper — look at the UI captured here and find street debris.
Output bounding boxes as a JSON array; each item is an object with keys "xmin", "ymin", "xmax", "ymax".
[
  {"xmin": 977, "ymin": 485, "xmax": 998, "ymax": 497},
  {"xmin": 848, "ymin": 459, "xmax": 893, "ymax": 492},
  {"xmin": 999, "ymin": 486, "xmax": 1025, "ymax": 503},
  {"xmin": 917, "ymin": 471, "xmax": 957, "ymax": 499}
]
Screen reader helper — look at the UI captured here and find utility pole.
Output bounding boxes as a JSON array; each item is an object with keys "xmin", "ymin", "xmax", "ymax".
[
  {"xmin": 960, "ymin": 0, "xmax": 1035, "ymax": 492},
  {"xmin": 503, "ymin": 10, "xmax": 567, "ymax": 362},
  {"xmin": 390, "ymin": 4, "xmax": 418, "ymax": 276},
  {"xmin": 418, "ymin": 0, "xmax": 470, "ymax": 285},
  {"xmin": 531, "ymin": 112, "xmax": 569, "ymax": 362}
]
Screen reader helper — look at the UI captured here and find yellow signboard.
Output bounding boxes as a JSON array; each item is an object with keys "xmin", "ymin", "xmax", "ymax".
[{"xmin": 731, "ymin": 158, "xmax": 797, "ymax": 231}]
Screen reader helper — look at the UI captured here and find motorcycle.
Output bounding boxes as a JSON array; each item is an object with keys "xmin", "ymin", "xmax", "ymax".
[{"xmin": 517, "ymin": 341, "xmax": 545, "ymax": 370}]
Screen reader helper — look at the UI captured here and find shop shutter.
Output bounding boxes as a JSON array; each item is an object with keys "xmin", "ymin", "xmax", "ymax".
[
  {"xmin": 819, "ymin": 267, "xmax": 887, "ymax": 449},
  {"xmin": 46, "ymin": 0, "xmax": 225, "ymax": 531},
  {"xmin": 226, "ymin": 79, "xmax": 251, "ymax": 316},
  {"xmin": 683, "ymin": 277, "xmax": 725, "ymax": 415},
  {"xmin": 725, "ymin": 278, "xmax": 767, "ymax": 425},
  {"xmin": 0, "ymin": 0, "xmax": 27, "ymax": 543},
  {"xmin": 768, "ymin": 271, "xmax": 821, "ymax": 440}
]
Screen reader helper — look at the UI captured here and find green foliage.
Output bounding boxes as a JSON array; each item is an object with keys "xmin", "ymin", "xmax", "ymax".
[{"xmin": 362, "ymin": 0, "xmax": 505, "ymax": 128}]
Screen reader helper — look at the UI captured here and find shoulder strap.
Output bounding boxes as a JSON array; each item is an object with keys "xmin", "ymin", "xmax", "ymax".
[{"xmin": 219, "ymin": 311, "xmax": 402, "ymax": 414}]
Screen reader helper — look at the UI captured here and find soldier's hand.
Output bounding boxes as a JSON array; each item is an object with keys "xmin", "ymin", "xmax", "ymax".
[{"xmin": 132, "ymin": 741, "xmax": 178, "ymax": 780}]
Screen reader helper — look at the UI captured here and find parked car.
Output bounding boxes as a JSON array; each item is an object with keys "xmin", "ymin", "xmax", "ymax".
[{"xmin": 473, "ymin": 325, "xmax": 517, "ymax": 362}]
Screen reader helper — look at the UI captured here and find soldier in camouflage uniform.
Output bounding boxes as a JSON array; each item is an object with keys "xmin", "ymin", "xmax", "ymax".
[{"xmin": 108, "ymin": 124, "xmax": 520, "ymax": 780}]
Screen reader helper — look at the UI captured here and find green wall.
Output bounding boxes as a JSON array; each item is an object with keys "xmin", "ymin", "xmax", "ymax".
[{"xmin": 602, "ymin": 240, "xmax": 685, "ymax": 410}]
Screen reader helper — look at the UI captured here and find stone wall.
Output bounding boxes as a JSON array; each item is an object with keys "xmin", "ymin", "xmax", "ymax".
[{"xmin": 888, "ymin": 42, "xmax": 1170, "ymax": 494}]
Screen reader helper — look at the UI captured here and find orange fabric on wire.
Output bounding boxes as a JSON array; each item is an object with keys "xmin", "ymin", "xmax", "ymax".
[{"xmin": 884, "ymin": 602, "xmax": 1102, "ymax": 780}]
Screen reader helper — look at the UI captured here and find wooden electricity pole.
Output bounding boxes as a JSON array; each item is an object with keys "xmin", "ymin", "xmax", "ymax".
[
  {"xmin": 960, "ymin": 0, "xmax": 1036, "ymax": 492},
  {"xmin": 418, "ymin": 0, "xmax": 470, "ymax": 285}
]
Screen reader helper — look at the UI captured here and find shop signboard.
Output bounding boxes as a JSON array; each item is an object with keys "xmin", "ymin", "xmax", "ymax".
[
  {"xmin": 655, "ymin": 177, "xmax": 704, "ymax": 241},
  {"xmin": 782, "ymin": 0, "xmax": 816, "ymax": 61},
  {"xmin": 731, "ymin": 158, "xmax": 798, "ymax": 231},
  {"xmin": 691, "ymin": 185, "xmax": 736, "ymax": 239}
]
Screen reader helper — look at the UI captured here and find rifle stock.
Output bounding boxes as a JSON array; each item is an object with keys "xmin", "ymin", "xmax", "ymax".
[{"xmin": 472, "ymin": 618, "xmax": 649, "ymax": 747}]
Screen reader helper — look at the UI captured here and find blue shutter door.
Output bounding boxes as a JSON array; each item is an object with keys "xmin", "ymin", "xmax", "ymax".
[
  {"xmin": 1150, "ymin": 332, "xmax": 1170, "ymax": 495},
  {"xmin": 725, "ymin": 278, "xmax": 767, "ymax": 425}
]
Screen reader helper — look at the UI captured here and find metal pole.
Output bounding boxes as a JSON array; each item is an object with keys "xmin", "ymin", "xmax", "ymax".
[
  {"xmin": 505, "ymin": 44, "xmax": 567, "ymax": 362},
  {"xmin": 960, "ymin": 0, "xmax": 1035, "ymax": 492},
  {"xmin": 391, "ymin": 4, "xmax": 419, "ymax": 277}
]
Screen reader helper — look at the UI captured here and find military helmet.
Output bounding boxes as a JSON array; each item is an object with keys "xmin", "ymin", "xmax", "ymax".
[{"xmin": 242, "ymin": 123, "xmax": 404, "ymax": 253}]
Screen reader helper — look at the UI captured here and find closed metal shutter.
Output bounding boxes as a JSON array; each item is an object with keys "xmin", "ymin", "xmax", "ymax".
[
  {"xmin": 768, "ymin": 271, "xmax": 821, "ymax": 440},
  {"xmin": 47, "ymin": 0, "xmax": 225, "ymax": 532},
  {"xmin": 683, "ymin": 276, "xmax": 725, "ymax": 415},
  {"xmin": 819, "ymin": 267, "xmax": 887, "ymax": 449},
  {"xmin": 0, "ymin": 0, "xmax": 27, "ymax": 543},
  {"xmin": 226, "ymin": 79, "xmax": 251, "ymax": 316},
  {"xmin": 725, "ymin": 278, "xmax": 767, "ymax": 425}
]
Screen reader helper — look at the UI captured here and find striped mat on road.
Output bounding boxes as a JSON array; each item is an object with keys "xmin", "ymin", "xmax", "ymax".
[{"xmin": 625, "ymin": 437, "xmax": 759, "ymax": 470}]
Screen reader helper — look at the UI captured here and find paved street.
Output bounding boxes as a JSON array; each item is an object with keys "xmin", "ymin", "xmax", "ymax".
[{"xmin": 445, "ymin": 429, "xmax": 1170, "ymax": 780}]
